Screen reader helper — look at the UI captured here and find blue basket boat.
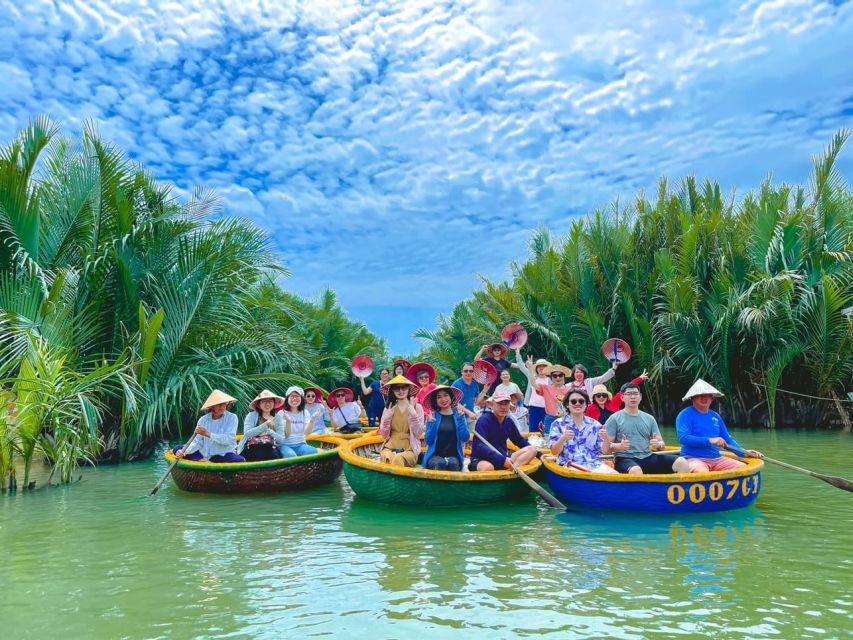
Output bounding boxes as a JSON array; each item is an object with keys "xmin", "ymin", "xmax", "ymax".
[{"xmin": 543, "ymin": 450, "xmax": 763, "ymax": 513}]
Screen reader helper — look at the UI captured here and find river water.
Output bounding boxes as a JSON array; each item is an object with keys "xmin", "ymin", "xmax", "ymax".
[{"xmin": 2, "ymin": 428, "xmax": 851, "ymax": 639}]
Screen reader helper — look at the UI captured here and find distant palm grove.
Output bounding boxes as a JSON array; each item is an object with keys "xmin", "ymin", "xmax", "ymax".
[
  {"xmin": 416, "ymin": 131, "xmax": 852, "ymax": 432},
  {"xmin": 0, "ymin": 118, "xmax": 387, "ymax": 492},
  {"xmin": 1, "ymin": 119, "xmax": 851, "ymax": 492}
]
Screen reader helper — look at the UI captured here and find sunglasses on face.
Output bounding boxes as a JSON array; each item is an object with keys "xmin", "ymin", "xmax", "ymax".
[
  {"xmin": 462, "ymin": 369, "xmax": 474, "ymax": 373},
  {"xmin": 335, "ymin": 393, "xmax": 346, "ymax": 398},
  {"xmin": 551, "ymin": 374, "xmax": 564, "ymax": 378},
  {"xmin": 594, "ymin": 393, "xmax": 608, "ymax": 399},
  {"xmin": 305, "ymin": 394, "xmax": 315, "ymax": 398},
  {"xmin": 568, "ymin": 398, "xmax": 587, "ymax": 405}
]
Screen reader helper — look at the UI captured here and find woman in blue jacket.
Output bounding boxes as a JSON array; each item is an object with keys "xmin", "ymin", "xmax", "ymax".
[{"xmin": 422, "ymin": 386, "xmax": 470, "ymax": 472}]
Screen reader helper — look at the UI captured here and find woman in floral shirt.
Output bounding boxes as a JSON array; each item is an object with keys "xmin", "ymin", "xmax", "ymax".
[{"xmin": 548, "ymin": 389, "xmax": 617, "ymax": 474}]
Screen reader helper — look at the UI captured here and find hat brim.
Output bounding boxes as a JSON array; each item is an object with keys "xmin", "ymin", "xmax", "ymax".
[
  {"xmin": 423, "ymin": 385, "xmax": 464, "ymax": 412},
  {"xmin": 405, "ymin": 362, "xmax": 435, "ymax": 385},
  {"xmin": 327, "ymin": 387, "xmax": 355, "ymax": 407},
  {"xmin": 544, "ymin": 365, "xmax": 572, "ymax": 377}
]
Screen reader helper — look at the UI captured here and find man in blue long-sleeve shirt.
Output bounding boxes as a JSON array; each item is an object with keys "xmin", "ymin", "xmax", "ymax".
[
  {"xmin": 469, "ymin": 391, "xmax": 538, "ymax": 471},
  {"xmin": 676, "ymin": 379, "xmax": 764, "ymax": 473}
]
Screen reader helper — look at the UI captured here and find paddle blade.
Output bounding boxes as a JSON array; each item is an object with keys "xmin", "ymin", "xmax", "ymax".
[{"xmin": 817, "ymin": 473, "xmax": 853, "ymax": 492}]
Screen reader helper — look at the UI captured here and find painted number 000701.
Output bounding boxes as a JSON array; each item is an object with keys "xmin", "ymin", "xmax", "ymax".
[{"xmin": 666, "ymin": 475, "xmax": 759, "ymax": 505}]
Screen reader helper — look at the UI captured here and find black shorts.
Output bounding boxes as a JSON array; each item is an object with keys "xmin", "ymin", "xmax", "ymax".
[
  {"xmin": 468, "ymin": 458, "xmax": 485, "ymax": 472},
  {"xmin": 615, "ymin": 453, "xmax": 680, "ymax": 474}
]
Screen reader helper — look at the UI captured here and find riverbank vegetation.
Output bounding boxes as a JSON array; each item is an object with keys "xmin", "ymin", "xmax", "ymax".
[
  {"xmin": 416, "ymin": 131, "xmax": 853, "ymax": 430},
  {"xmin": 0, "ymin": 118, "xmax": 386, "ymax": 492}
]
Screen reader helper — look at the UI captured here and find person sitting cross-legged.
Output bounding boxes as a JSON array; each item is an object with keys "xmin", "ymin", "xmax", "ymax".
[{"xmin": 173, "ymin": 389, "xmax": 245, "ymax": 463}]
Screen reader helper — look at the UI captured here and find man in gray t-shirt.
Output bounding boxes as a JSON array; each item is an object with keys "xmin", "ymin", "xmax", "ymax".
[{"xmin": 604, "ymin": 382, "xmax": 689, "ymax": 475}]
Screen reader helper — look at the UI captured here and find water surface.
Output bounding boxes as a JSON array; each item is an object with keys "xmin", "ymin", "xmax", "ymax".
[{"xmin": 2, "ymin": 428, "xmax": 851, "ymax": 639}]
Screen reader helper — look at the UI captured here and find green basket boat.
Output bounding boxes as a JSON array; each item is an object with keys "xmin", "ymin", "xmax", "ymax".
[
  {"xmin": 164, "ymin": 434, "xmax": 344, "ymax": 494},
  {"xmin": 339, "ymin": 435, "xmax": 541, "ymax": 507}
]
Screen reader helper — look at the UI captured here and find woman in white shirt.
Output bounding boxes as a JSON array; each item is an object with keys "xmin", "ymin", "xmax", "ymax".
[
  {"xmin": 173, "ymin": 389, "xmax": 244, "ymax": 462},
  {"xmin": 238, "ymin": 389, "xmax": 286, "ymax": 461},
  {"xmin": 280, "ymin": 386, "xmax": 320, "ymax": 457},
  {"xmin": 328, "ymin": 387, "xmax": 363, "ymax": 433},
  {"xmin": 304, "ymin": 387, "xmax": 330, "ymax": 434},
  {"xmin": 494, "ymin": 369, "xmax": 523, "ymax": 403}
]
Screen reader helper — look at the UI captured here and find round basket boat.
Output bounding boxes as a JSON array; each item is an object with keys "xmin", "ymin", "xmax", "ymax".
[
  {"xmin": 543, "ymin": 449, "xmax": 763, "ymax": 513},
  {"xmin": 339, "ymin": 435, "xmax": 542, "ymax": 507},
  {"xmin": 164, "ymin": 434, "xmax": 344, "ymax": 494}
]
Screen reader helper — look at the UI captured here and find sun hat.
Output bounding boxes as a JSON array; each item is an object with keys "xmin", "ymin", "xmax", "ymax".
[
  {"xmin": 327, "ymin": 387, "xmax": 355, "ymax": 408},
  {"xmin": 380, "ymin": 374, "xmax": 419, "ymax": 398},
  {"xmin": 488, "ymin": 342, "xmax": 508, "ymax": 358},
  {"xmin": 249, "ymin": 389, "xmax": 285, "ymax": 411},
  {"xmin": 486, "ymin": 390, "xmax": 513, "ymax": 406},
  {"xmin": 591, "ymin": 384, "xmax": 612, "ymax": 401},
  {"xmin": 472, "ymin": 359, "xmax": 498, "ymax": 385},
  {"xmin": 392, "ymin": 358, "xmax": 412, "ymax": 373},
  {"xmin": 405, "ymin": 362, "xmax": 436, "ymax": 385},
  {"xmin": 533, "ymin": 358, "xmax": 552, "ymax": 372},
  {"xmin": 201, "ymin": 389, "xmax": 237, "ymax": 411},
  {"xmin": 544, "ymin": 364, "xmax": 572, "ymax": 378},
  {"xmin": 304, "ymin": 387, "xmax": 325, "ymax": 402},
  {"xmin": 682, "ymin": 379, "xmax": 725, "ymax": 402},
  {"xmin": 285, "ymin": 385, "xmax": 305, "ymax": 398},
  {"xmin": 501, "ymin": 323, "xmax": 528, "ymax": 349},
  {"xmin": 423, "ymin": 385, "xmax": 464, "ymax": 413}
]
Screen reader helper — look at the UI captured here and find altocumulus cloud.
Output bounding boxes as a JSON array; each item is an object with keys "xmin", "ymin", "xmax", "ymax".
[{"xmin": 1, "ymin": 0, "xmax": 851, "ymax": 352}]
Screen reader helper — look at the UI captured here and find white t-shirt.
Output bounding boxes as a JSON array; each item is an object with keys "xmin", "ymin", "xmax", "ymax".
[{"xmin": 331, "ymin": 402, "xmax": 361, "ymax": 428}]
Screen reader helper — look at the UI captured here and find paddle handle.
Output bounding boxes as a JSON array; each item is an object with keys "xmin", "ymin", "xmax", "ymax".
[
  {"xmin": 727, "ymin": 446, "xmax": 853, "ymax": 492},
  {"xmin": 149, "ymin": 433, "xmax": 196, "ymax": 496},
  {"xmin": 471, "ymin": 429, "xmax": 566, "ymax": 509}
]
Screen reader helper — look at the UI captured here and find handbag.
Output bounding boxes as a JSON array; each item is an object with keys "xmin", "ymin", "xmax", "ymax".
[{"xmin": 336, "ymin": 407, "xmax": 363, "ymax": 434}]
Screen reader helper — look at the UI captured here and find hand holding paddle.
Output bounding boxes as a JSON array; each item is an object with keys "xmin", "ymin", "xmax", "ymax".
[
  {"xmin": 149, "ymin": 430, "xmax": 198, "ymax": 496},
  {"xmin": 471, "ymin": 430, "xmax": 566, "ymax": 509}
]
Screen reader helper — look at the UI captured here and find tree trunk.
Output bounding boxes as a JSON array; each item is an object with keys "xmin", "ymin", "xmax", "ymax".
[{"xmin": 831, "ymin": 391, "xmax": 852, "ymax": 432}]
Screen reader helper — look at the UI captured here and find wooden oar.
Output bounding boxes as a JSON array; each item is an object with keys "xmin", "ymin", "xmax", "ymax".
[
  {"xmin": 728, "ymin": 446, "xmax": 853, "ymax": 493},
  {"xmin": 149, "ymin": 433, "xmax": 196, "ymax": 496},
  {"xmin": 472, "ymin": 430, "xmax": 566, "ymax": 509}
]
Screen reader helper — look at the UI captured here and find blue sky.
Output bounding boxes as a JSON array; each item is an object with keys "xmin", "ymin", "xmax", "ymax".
[{"xmin": 1, "ymin": 0, "xmax": 851, "ymax": 354}]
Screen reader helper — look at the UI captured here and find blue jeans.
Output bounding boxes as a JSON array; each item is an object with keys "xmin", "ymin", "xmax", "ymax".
[
  {"xmin": 528, "ymin": 406, "xmax": 546, "ymax": 434},
  {"xmin": 367, "ymin": 406, "xmax": 382, "ymax": 428},
  {"xmin": 279, "ymin": 442, "xmax": 318, "ymax": 458},
  {"xmin": 543, "ymin": 414, "xmax": 557, "ymax": 437}
]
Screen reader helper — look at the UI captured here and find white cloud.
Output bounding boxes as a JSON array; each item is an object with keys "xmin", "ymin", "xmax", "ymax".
[{"xmin": 0, "ymin": 0, "xmax": 851, "ymax": 351}]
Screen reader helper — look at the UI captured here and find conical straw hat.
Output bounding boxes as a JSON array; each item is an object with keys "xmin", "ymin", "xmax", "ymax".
[
  {"xmin": 202, "ymin": 389, "xmax": 237, "ymax": 410},
  {"xmin": 249, "ymin": 389, "xmax": 284, "ymax": 410},
  {"xmin": 380, "ymin": 375, "xmax": 419, "ymax": 397},
  {"xmin": 682, "ymin": 379, "xmax": 724, "ymax": 401}
]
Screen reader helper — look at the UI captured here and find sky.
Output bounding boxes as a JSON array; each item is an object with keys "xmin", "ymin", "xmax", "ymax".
[{"xmin": 1, "ymin": 0, "xmax": 852, "ymax": 354}]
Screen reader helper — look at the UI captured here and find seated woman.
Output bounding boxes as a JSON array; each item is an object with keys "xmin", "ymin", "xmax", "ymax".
[
  {"xmin": 587, "ymin": 370, "xmax": 649, "ymax": 424},
  {"xmin": 238, "ymin": 389, "xmax": 285, "ymax": 461},
  {"xmin": 677, "ymin": 379, "xmax": 763, "ymax": 472},
  {"xmin": 174, "ymin": 390, "xmax": 245, "ymax": 462},
  {"xmin": 378, "ymin": 375, "xmax": 425, "ymax": 467},
  {"xmin": 280, "ymin": 386, "xmax": 320, "ymax": 457},
  {"xmin": 328, "ymin": 386, "xmax": 363, "ymax": 433},
  {"xmin": 549, "ymin": 389, "xmax": 617, "ymax": 474},
  {"xmin": 423, "ymin": 385, "xmax": 470, "ymax": 471},
  {"xmin": 494, "ymin": 369, "xmax": 524, "ymax": 403},
  {"xmin": 469, "ymin": 391, "xmax": 538, "ymax": 471},
  {"xmin": 304, "ymin": 387, "xmax": 330, "ymax": 434}
]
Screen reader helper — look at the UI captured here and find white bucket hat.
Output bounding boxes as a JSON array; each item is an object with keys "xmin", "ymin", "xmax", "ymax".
[{"xmin": 682, "ymin": 379, "xmax": 724, "ymax": 401}]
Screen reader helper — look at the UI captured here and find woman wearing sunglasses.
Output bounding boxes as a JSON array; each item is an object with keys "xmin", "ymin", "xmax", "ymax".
[
  {"xmin": 549, "ymin": 389, "xmax": 616, "ymax": 474},
  {"xmin": 377, "ymin": 375, "xmax": 425, "ymax": 467},
  {"xmin": 586, "ymin": 370, "xmax": 650, "ymax": 424},
  {"xmin": 304, "ymin": 387, "xmax": 330, "ymax": 434},
  {"xmin": 526, "ymin": 356, "xmax": 572, "ymax": 437},
  {"xmin": 328, "ymin": 386, "xmax": 363, "ymax": 433}
]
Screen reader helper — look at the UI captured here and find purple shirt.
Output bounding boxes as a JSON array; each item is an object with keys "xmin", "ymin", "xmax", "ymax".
[{"xmin": 471, "ymin": 411, "xmax": 530, "ymax": 469}]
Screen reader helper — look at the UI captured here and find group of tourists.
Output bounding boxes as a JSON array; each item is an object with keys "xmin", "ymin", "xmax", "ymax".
[{"xmin": 173, "ymin": 340, "xmax": 763, "ymax": 476}]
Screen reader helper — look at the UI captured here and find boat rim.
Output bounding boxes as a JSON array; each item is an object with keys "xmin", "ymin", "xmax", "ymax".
[
  {"xmin": 543, "ymin": 449, "xmax": 763, "ymax": 483},
  {"xmin": 164, "ymin": 433, "xmax": 342, "ymax": 471},
  {"xmin": 339, "ymin": 434, "xmax": 541, "ymax": 482}
]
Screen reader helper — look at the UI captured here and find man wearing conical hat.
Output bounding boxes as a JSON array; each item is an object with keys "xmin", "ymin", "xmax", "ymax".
[
  {"xmin": 677, "ymin": 380, "xmax": 763, "ymax": 473},
  {"xmin": 173, "ymin": 389, "xmax": 245, "ymax": 462}
]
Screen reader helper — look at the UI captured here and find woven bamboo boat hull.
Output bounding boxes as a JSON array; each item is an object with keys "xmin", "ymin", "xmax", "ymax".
[
  {"xmin": 544, "ymin": 450, "xmax": 763, "ymax": 513},
  {"xmin": 340, "ymin": 435, "xmax": 541, "ymax": 507},
  {"xmin": 165, "ymin": 435, "xmax": 343, "ymax": 494}
]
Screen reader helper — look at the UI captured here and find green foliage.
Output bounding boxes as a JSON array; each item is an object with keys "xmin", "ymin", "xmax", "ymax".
[
  {"xmin": 418, "ymin": 132, "xmax": 853, "ymax": 428},
  {"xmin": 0, "ymin": 119, "xmax": 386, "ymax": 491}
]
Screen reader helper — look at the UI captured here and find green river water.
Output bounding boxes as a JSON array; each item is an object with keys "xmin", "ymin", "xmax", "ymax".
[{"xmin": 2, "ymin": 428, "xmax": 851, "ymax": 639}]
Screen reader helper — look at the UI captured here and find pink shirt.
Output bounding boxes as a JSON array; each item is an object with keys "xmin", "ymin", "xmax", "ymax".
[{"xmin": 539, "ymin": 384, "xmax": 569, "ymax": 417}]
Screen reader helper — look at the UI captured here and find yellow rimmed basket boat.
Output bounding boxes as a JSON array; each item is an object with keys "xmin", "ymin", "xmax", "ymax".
[
  {"xmin": 164, "ymin": 434, "xmax": 344, "ymax": 494},
  {"xmin": 543, "ymin": 448, "xmax": 764, "ymax": 513},
  {"xmin": 339, "ymin": 435, "xmax": 542, "ymax": 506}
]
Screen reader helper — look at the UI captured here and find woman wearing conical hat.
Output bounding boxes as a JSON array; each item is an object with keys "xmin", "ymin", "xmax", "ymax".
[
  {"xmin": 173, "ymin": 390, "xmax": 245, "ymax": 462},
  {"xmin": 377, "ymin": 375, "xmax": 425, "ymax": 467},
  {"xmin": 422, "ymin": 385, "xmax": 470, "ymax": 472},
  {"xmin": 238, "ymin": 389, "xmax": 285, "ymax": 461},
  {"xmin": 676, "ymin": 379, "xmax": 764, "ymax": 473}
]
